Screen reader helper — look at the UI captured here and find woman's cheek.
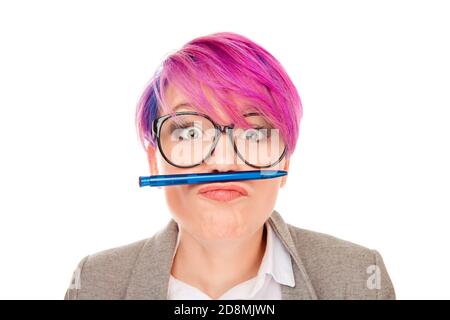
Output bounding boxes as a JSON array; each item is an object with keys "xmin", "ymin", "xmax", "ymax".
[
  {"xmin": 164, "ymin": 187, "xmax": 189, "ymax": 218},
  {"xmin": 251, "ymin": 182, "xmax": 280, "ymax": 213}
]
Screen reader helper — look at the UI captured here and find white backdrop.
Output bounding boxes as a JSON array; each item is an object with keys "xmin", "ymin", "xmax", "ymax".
[{"xmin": 0, "ymin": 0, "xmax": 449, "ymax": 299}]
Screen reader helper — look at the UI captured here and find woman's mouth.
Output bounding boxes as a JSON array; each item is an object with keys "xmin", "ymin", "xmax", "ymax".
[{"xmin": 197, "ymin": 184, "xmax": 249, "ymax": 202}]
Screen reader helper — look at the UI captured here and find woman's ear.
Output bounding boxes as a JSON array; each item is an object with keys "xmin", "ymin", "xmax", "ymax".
[
  {"xmin": 146, "ymin": 144, "xmax": 159, "ymax": 176},
  {"xmin": 280, "ymin": 159, "xmax": 290, "ymax": 188}
]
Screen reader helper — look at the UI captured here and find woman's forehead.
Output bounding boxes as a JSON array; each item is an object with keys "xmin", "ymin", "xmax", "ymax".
[
  {"xmin": 170, "ymin": 101, "xmax": 258, "ymax": 114},
  {"xmin": 164, "ymin": 84, "xmax": 261, "ymax": 122},
  {"xmin": 168, "ymin": 103, "xmax": 263, "ymax": 128}
]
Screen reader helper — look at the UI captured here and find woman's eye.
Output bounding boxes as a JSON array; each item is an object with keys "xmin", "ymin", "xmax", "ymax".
[
  {"xmin": 243, "ymin": 128, "xmax": 270, "ymax": 142},
  {"xmin": 174, "ymin": 126, "xmax": 202, "ymax": 141}
]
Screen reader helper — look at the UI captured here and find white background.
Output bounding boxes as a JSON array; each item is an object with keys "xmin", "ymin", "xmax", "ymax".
[{"xmin": 0, "ymin": 0, "xmax": 449, "ymax": 299}]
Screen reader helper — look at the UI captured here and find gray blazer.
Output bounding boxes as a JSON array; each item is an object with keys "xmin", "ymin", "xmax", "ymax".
[{"xmin": 64, "ymin": 210, "xmax": 395, "ymax": 300}]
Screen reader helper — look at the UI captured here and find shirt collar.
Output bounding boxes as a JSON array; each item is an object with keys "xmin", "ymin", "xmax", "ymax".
[{"xmin": 257, "ymin": 221, "xmax": 296, "ymax": 287}]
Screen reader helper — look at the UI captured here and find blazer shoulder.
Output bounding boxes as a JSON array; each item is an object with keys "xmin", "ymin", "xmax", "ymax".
[
  {"xmin": 286, "ymin": 224, "xmax": 395, "ymax": 299},
  {"xmin": 65, "ymin": 237, "xmax": 149, "ymax": 300},
  {"xmin": 287, "ymin": 224, "xmax": 371, "ymax": 252}
]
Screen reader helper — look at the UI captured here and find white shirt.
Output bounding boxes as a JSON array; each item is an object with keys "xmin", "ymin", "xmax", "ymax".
[{"xmin": 167, "ymin": 221, "xmax": 295, "ymax": 300}]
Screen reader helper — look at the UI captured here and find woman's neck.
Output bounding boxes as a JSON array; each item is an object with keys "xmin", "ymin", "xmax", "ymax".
[{"xmin": 170, "ymin": 224, "xmax": 267, "ymax": 299}]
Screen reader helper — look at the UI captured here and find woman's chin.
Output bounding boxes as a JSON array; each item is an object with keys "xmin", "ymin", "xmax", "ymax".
[
  {"xmin": 197, "ymin": 219, "xmax": 248, "ymax": 241},
  {"xmin": 174, "ymin": 207, "xmax": 257, "ymax": 240}
]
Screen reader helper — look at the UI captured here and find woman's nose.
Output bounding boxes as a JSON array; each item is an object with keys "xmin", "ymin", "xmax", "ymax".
[{"xmin": 204, "ymin": 130, "xmax": 241, "ymax": 171}]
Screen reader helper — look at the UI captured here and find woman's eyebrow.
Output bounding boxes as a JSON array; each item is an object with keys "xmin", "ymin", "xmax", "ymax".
[
  {"xmin": 241, "ymin": 104, "xmax": 261, "ymax": 113},
  {"xmin": 172, "ymin": 102, "xmax": 195, "ymax": 112}
]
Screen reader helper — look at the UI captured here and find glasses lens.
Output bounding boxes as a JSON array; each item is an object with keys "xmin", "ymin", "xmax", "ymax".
[
  {"xmin": 233, "ymin": 115, "xmax": 286, "ymax": 167},
  {"xmin": 159, "ymin": 114, "xmax": 216, "ymax": 167}
]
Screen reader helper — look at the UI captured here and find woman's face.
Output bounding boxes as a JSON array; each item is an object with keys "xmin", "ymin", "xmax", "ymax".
[{"xmin": 147, "ymin": 84, "xmax": 289, "ymax": 242}]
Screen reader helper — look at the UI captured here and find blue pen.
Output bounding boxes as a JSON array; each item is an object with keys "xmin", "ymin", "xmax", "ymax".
[{"xmin": 139, "ymin": 170, "xmax": 287, "ymax": 187}]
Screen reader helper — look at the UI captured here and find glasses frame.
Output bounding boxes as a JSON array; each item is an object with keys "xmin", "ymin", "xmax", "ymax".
[{"xmin": 151, "ymin": 111, "xmax": 287, "ymax": 169}]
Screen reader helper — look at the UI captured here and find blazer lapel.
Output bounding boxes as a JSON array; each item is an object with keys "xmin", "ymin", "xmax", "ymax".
[
  {"xmin": 125, "ymin": 209, "xmax": 317, "ymax": 300},
  {"xmin": 268, "ymin": 210, "xmax": 318, "ymax": 300},
  {"xmin": 124, "ymin": 219, "xmax": 179, "ymax": 299}
]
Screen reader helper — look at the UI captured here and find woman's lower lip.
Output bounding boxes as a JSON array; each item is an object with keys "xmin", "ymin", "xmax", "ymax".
[{"xmin": 199, "ymin": 190, "xmax": 245, "ymax": 202}]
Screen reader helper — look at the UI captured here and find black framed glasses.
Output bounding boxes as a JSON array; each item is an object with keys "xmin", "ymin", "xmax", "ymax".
[{"xmin": 151, "ymin": 111, "xmax": 287, "ymax": 169}]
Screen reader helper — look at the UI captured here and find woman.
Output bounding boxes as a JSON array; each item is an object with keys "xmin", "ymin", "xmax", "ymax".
[{"xmin": 65, "ymin": 32, "xmax": 395, "ymax": 300}]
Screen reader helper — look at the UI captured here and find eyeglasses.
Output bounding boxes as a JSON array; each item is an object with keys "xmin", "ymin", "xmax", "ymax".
[{"xmin": 151, "ymin": 111, "xmax": 287, "ymax": 169}]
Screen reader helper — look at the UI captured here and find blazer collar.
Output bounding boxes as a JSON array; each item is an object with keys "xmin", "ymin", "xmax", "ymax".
[
  {"xmin": 124, "ymin": 210, "xmax": 317, "ymax": 300},
  {"xmin": 268, "ymin": 210, "xmax": 318, "ymax": 300}
]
